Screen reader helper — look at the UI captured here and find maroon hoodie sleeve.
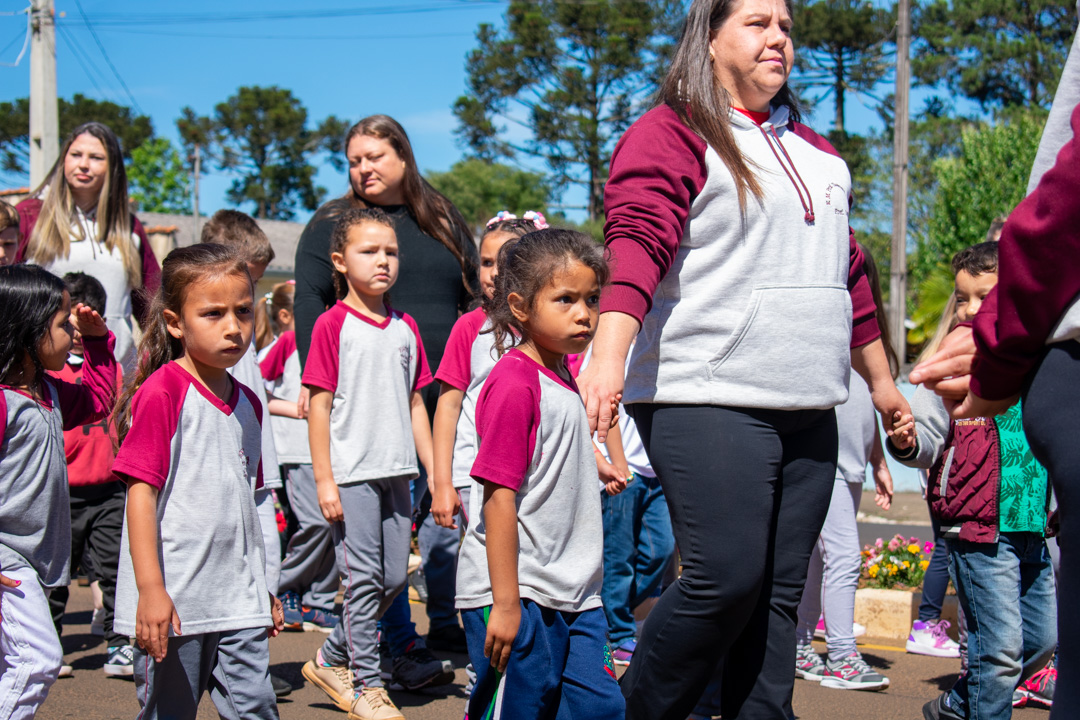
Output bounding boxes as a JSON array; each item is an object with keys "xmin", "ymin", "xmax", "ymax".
[
  {"xmin": 788, "ymin": 123, "xmax": 881, "ymax": 348},
  {"xmin": 14, "ymin": 198, "xmax": 42, "ymax": 261},
  {"xmin": 601, "ymin": 106, "xmax": 709, "ymax": 323},
  {"xmin": 971, "ymin": 103, "xmax": 1080, "ymax": 400},
  {"xmin": 131, "ymin": 215, "xmax": 161, "ymax": 326}
]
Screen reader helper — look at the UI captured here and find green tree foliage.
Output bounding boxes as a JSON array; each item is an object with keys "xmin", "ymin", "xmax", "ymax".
[
  {"xmin": 127, "ymin": 138, "xmax": 191, "ymax": 214},
  {"xmin": 453, "ymin": 0, "xmax": 683, "ymax": 220},
  {"xmin": 180, "ymin": 86, "xmax": 348, "ymax": 220},
  {"xmin": 792, "ymin": 0, "xmax": 896, "ymax": 133},
  {"xmin": 910, "ymin": 111, "xmax": 1045, "ymax": 292},
  {"xmin": 913, "ymin": 0, "xmax": 1075, "ymax": 111},
  {"xmin": 0, "ymin": 94, "xmax": 153, "ymax": 179},
  {"xmin": 426, "ymin": 159, "xmax": 551, "ymax": 232}
]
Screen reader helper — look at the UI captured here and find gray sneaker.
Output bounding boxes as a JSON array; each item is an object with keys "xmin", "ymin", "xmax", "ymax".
[
  {"xmin": 821, "ymin": 652, "xmax": 890, "ymax": 691},
  {"xmin": 389, "ymin": 644, "xmax": 454, "ymax": 691},
  {"xmin": 795, "ymin": 644, "xmax": 826, "ymax": 681}
]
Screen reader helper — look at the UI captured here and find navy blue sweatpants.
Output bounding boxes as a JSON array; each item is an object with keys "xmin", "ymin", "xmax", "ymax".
[{"xmin": 462, "ymin": 600, "xmax": 624, "ymax": 720}]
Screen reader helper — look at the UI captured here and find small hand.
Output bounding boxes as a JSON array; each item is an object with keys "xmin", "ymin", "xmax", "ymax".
[
  {"xmin": 484, "ymin": 602, "xmax": 521, "ymax": 673},
  {"xmin": 604, "ymin": 478, "xmax": 628, "ymax": 496},
  {"xmin": 268, "ymin": 593, "xmax": 285, "ymax": 637},
  {"xmin": 72, "ymin": 302, "xmax": 108, "ymax": 338},
  {"xmin": 0, "ymin": 571, "xmax": 21, "ymax": 623},
  {"xmin": 873, "ymin": 464, "xmax": 894, "ymax": 511},
  {"xmin": 889, "ymin": 411, "xmax": 917, "ymax": 449},
  {"xmin": 316, "ymin": 478, "xmax": 343, "ymax": 523},
  {"xmin": 431, "ymin": 482, "xmax": 461, "ymax": 530},
  {"xmin": 871, "ymin": 386, "xmax": 916, "ymax": 443},
  {"xmin": 297, "ymin": 386, "xmax": 311, "ymax": 420},
  {"xmin": 135, "ymin": 585, "xmax": 181, "ymax": 662}
]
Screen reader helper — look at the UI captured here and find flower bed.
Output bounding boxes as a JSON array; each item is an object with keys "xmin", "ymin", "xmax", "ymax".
[{"xmin": 861, "ymin": 533, "xmax": 933, "ymax": 591}]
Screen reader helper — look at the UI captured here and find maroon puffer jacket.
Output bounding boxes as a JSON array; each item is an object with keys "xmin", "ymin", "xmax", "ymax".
[{"xmin": 927, "ymin": 417, "xmax": 1000, "ymax": 543}]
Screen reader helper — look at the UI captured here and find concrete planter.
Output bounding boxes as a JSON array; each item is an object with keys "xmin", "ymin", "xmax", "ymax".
[{"xmin": 854, "ymin": 588, "xmax": 960, "ymax": 640}]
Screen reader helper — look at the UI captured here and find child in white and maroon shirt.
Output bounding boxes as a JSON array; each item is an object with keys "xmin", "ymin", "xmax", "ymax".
[
  {"xmin": 111, "ymin": 244, "xmax": 284, "ymax": 720},
  {"xmin": 0, "ymin": 264, "xmax": 117, "ymax": 718},
  {"xmin": 431, "ymin": 211, "xmax": 545, "ymax": 532},
  {"xmin": 457, "ymin": 228, "xmax": 624, "ymax": 719},
  {"xmin": 300, "ymin": 207, "xmax": 434, "ymax": 720}
]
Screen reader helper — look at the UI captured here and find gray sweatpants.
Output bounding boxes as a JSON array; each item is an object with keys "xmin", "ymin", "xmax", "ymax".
[
  {"xmin": 796, "ymin": 478, "xmax": 863, "ymax": 661},
  {"xmin": 277, "ymin": 464, "xmax": 339, "ymax": 611},
  {"xmin": 132, "ymin": 626, "xmax": 278, "ymax": 720},
  {"xmin": 320, "ymin": 477, "xmax": 411, "ymax": 687}
]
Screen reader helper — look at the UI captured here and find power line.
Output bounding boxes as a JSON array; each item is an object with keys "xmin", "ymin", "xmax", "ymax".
[
  {"xmin": 56, "ymin": 21, "xmax": 113, "ymax": 100},
  {"xmin": 61, "ymin": 3, "xmax": 505, "ymax": 27},
  {"xmin": 86, "ymin": 27, "xmax": 474, "ymax": 41},
  {"xmin": 0, "ymin": 6, "xmax": 31, "ymax": 67},
  {"xmin": 72, "ymin": 0, "xmax": 143, "ymax": 113}
]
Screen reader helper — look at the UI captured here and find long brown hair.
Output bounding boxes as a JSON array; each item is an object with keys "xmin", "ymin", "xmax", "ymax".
[
  {"xmin": 658, "ymin": 0, "xmax": 801, "ymax": 210},
  {"xmin": 29, "ymin": 122, "xmax": 141, "ymax": 285},
  {"xmin": 114, "ymin": 244, "xmax": 251, "ymax": 445},
  {"xmin": 255, "ymin": 281, "xmax": 295, "ymax": 351},
  {"xmin": 313, "ymin": 115, "xmax": 477, "ymax": 298}
]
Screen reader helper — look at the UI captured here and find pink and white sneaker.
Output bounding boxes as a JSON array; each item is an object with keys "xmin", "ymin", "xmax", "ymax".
[
  {"xmin": 813, "ymin": 617, "xmax": 867, "ymax": 640},
  {"xmin": 906, "ymin": 619, "xmax": 961, "ymax": 658}
]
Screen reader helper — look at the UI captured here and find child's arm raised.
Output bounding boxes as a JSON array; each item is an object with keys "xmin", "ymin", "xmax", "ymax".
[
  {"xmin": 127, "ymin": 480, "xmax": 180, "ymax": 662},
  {"xmin": 411, "ymin": 390, "xmax": 435, "ymax": 490},
  {"xmin": 432, "ymin": 383, "xmax": 464, "ymax": 529},
  {"xmin": 54, "ymin": 304, "xmax": 118, "ymax": 429},
  {"xmin": 307, "ymin": 388, "xmax": 342, "ymax": 523},
  {"xmin": 483, "ymin": 482, "xmax": 520, "ymax": 673}
]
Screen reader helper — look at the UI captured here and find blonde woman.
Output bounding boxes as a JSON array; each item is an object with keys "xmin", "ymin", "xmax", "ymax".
[{"xmin": 17, "ymin": 121, "xmax": 161, "ymax": 372}]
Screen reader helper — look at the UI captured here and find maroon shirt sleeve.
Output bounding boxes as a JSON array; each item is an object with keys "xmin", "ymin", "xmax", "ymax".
[
  {"xmin": 131, "ymin": 216, "xmax": 162, "ymax": 326},
  {"xmin": 50, "ymin": 332, "xmax": 119, "ymax": 430},
  {"xmin": 471, "ymin": 354, "xmax": 541, "ymax": 492},
  {"xmin": 434, "ymin": 309, "xmax": 486, "ymax": 391},
  {"xmin": 14, "ymin": 198, "xmax": 42, "ymax": 261},
  {"xmin": 113, "ymin": 369, "xmax": 186, "ymax": 489},
  {"xmin": 601, "ymin": 106, "xmax": 709, "ymax": 322},
  {"xmin": 259, "ymin": 331, "xmax": 297, "ymax": 382},
  {"xmin": 401, "ymin": 312, "xmax": 434, "ymax": 391},
  {"xmin": 302, "ymin": 308, "xmax": 344, "ymax": 393},
  {"xmin": 971, "ymin": 103, "xmax": 1080, "ymax": 400},
  {"xmin": 788, "ymin": 123, "xmax": 882, "ymax": 348}
]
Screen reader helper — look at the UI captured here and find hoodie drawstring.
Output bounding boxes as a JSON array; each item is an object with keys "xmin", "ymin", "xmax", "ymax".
[{"xmin": 759, "ymin": 125, "xmax": 815, "ymax": 224}]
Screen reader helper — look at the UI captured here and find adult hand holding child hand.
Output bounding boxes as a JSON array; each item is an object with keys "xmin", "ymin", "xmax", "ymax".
[{"xmin": 909, "ymin": 326, "xmax": 1015, "ymax": 420}]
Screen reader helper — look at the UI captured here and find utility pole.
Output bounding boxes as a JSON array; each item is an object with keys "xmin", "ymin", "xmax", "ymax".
[
  {"xmin": 889, "ymin": 0, "xmax": 911, "ymax": 365},
  {"xmin": 29, "ymin": 0, "xmax": 58, "ymax": 188},
  {"xmin": 192, "ymin": 144, "xmax": 202, "ymax": 242}
]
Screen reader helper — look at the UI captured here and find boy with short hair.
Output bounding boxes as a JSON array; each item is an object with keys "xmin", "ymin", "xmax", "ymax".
[
  {"xmin": 890, "ymin": 241, "xmax": 1057, "ymax": 720},
  {"xmin": 202, "ymin": 209, "xmax": 292, "ymax": 698},
  {"xmin": 47, "ymin": 272, "xmax": 134, "ymax": 677}
]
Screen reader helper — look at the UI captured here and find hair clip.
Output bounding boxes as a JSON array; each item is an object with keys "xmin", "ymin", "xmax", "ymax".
[
  {"xmin": 521, "ymin": 210, "xmax": 548, "ymax": 229},
  {"xmin": 485, "ymin": 211, "xmax": 516, "ymax": 228}
]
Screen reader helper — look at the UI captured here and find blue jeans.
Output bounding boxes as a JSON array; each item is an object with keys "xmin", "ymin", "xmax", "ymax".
[
  {"xmin": 414, "ymin": 475, "xmax": 460, "ymax": 632},
  {"xmin": 947, "ymin": 532, "xmax": 1057, "ymax": 720},
  {"xmin": 601, "ymin": 473, "xmax": 675, "ymax": 649}
]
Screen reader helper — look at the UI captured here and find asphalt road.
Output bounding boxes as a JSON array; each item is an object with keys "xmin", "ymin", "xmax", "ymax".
[{"xmin": 40, "ymin": 580, "xmax": 1051, "ymax": 720}]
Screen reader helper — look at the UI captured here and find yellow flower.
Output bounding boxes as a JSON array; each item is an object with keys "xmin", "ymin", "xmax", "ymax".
[
  {"xmin": 920, "ymin": 560, "xmax": 930, "ymax": 571},
  {"xmin": 889, "ymin": 565, "xmax": 898, "ymax": 575},
  {"xmin": 907, "ymin": 543, "xmax": 920, "ymax": 554},
  {"xmin": 868, "ymin": 565, "xmax": 879, "ymax": 578},
  {"xmin": 903, "ymin": 560, "xmax": 911, "ymax": 569}
]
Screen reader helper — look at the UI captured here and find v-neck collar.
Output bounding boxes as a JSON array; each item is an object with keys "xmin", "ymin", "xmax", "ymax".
[
  {"xmin": 338, "ymin": 300, "xmax": 394, "ymax": 330},
  {"xmin": 169, "ymin": 362, "xmax": 240, "ymax": 415}
]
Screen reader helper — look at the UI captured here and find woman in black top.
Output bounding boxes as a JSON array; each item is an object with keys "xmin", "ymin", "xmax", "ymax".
[{"xmin": 294, "ymin": 114, "xmax": 478, "ymax": 387}]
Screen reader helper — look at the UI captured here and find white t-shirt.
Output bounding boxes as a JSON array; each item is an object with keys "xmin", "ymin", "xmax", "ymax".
[
  {"xmin": 433, "ymin": 307, "xmax": 500, "ymax": 490},
  {"xmin": 229, "ymin": 341, "xmax": 281, "ymax": 488},
  {"xmin": 113, "ymin": 362, "xmax": 271, "ymax": 636},
  {"xmin": 456, "ymin": 349, "xmax": 604, "ymax": 613},
  {"xmin": 302, "ymin": 301, "xmax": 432, "ymax": 485},
  {"xmin": 258, "ymin": 331, "xmax": 310, "ymax": 465},
  {"xmin": 40, "ymin": 206, "xmax": 140, "ymax": 373}
]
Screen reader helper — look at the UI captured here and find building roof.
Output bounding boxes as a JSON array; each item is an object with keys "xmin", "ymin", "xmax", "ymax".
[{"xmin": 138, "ymin": 212, "xmax": 304, "ymax": 274}]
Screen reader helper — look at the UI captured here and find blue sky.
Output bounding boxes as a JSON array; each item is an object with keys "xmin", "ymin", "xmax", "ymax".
[{"xmin": 2, "ymin": 0, "xmax": 909, "ymax": 223}]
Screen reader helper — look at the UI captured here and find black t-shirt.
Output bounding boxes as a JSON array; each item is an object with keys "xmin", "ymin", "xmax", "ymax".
[{"xmin": 293, "ymin": 199, "xmax": 478, "ymax": 380}]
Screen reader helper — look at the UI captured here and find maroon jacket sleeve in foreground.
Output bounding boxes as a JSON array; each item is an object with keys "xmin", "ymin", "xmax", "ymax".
[
  {"xmin": 601, "ymin": 106, "xmax": 708, "ymax": 323},
  {"xmin": 971, "ymin": 104, "xmax": 1080, "ymax": 400},
  {"xmin": 131, "ymin": 215, "xmax": 161, "ymax": 326},
  {"xmin": 14, "ymin": 197, "xmax": 42, "ymax": 261},
  {"xmin": 788, "ymin": 122, "xmax": 881, "ymax": 348}
]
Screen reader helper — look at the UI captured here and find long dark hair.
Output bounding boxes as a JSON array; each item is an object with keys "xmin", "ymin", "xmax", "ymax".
[
  {"xmin": 114, "ymin": 244, "xmax": 251, "ymax": 444},
  {"xmin": 0, "ymin": 264, "xmax": 68, "ymax": 388},
  {"xmin": 859, "ymin": 244, "xmax": 899, "ymax": 380},
  {"xmin": 313, "ymin": 115, "xmax": 478, "ymax": 300},
  {"xmin": 658, "ymin": 0, "xmax": 801, "ymax": 210},
  {"xmin": 483, "ymin": 229, "xmax": 610, "ymax": 356},
  {"xmin": 29, "ymin": 122, "xmax": 141, "ymax": 284}
]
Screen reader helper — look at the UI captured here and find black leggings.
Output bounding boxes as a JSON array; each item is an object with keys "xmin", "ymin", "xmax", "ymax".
[
  {"xmin": 621, "ymin": 404, "xmax": 836, "ymax": 720},
  {"xmin": 1022, "ymin": 342, "xmax": 1080, "ymax": 720}
]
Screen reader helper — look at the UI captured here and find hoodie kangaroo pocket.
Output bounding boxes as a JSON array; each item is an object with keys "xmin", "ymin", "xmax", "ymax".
[{"xmin": 706, "ymin": 284, "xmax": 853, "ymax": 408}]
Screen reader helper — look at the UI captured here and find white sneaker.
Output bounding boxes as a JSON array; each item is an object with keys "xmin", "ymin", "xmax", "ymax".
[
  {"xmin": 813, "ymin": 617, "xmax": 866, "ymax": 639},
  {"xmin": 90, "ymin": 607, "xmax": 105, "ymax": 637},
  {"xmin": 906, "ymin": 619, "xmax": 961, "ymax": 658},
  {"xmin": 57, "ymin": 664, "xmax": 74, "ymax": 678}
]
